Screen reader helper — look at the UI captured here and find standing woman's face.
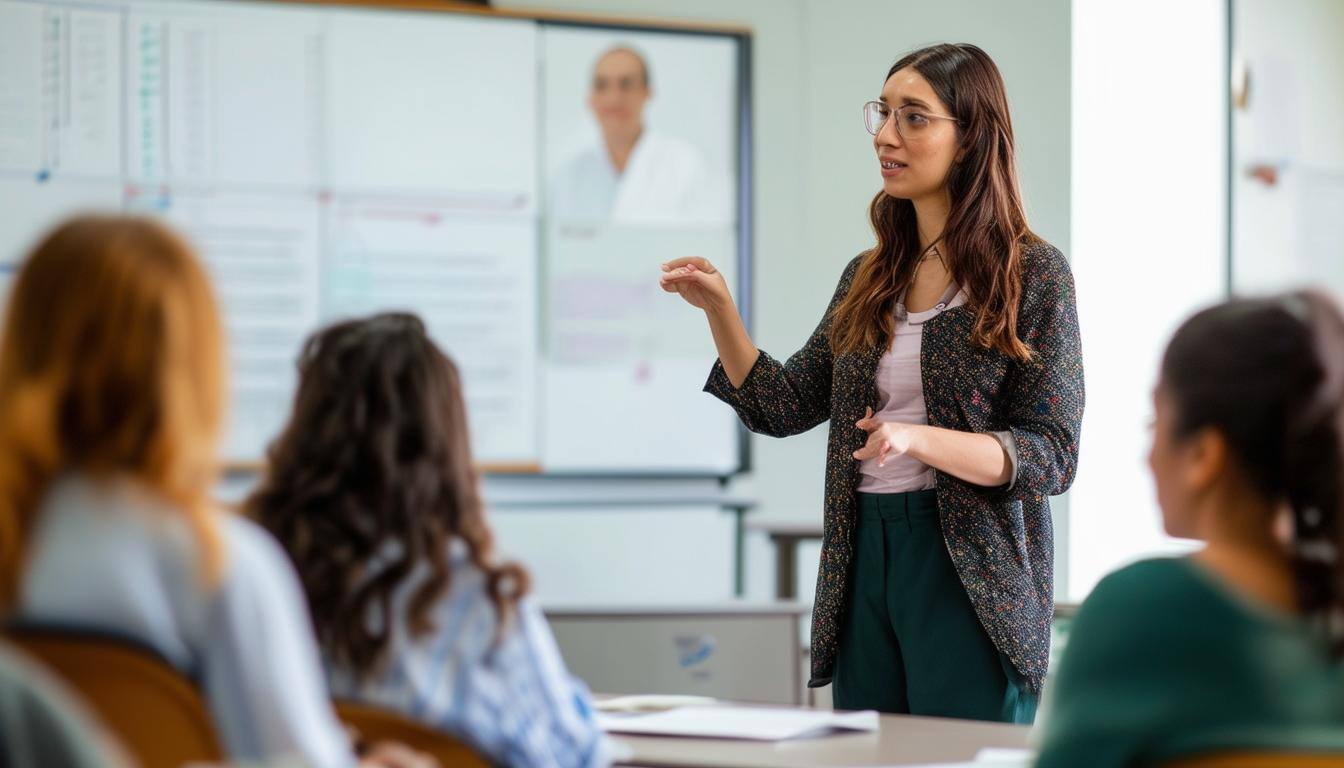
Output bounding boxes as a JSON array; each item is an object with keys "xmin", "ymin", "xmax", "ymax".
[{"xmin": 873, "ymin": 67, "xmax": 962, "ymax": 201}]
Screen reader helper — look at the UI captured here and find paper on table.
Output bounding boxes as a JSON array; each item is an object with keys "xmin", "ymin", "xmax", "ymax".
[
  {"xmin": 598, "ymin": 705, "xmax": 880, "ymax": 741},
  {"xmin": 975, "ymin": 748, "xmax": 1033, "ymax": 764},
  {"xmin": 868, "ymin": 747, "xmax": 1034, "ymax": 768},
  {"xmin": 595, "ymin": 694, "xmax": 718, "ymax": 712}
]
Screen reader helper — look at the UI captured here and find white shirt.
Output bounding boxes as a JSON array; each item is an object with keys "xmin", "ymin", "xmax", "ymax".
[
  {"xmin": 549, "ymin": 131, "xmax": 732, "ymax": 226},
  {"xmin": 18, "ymin": 476, "xmax": 355, "ymax": 768}
]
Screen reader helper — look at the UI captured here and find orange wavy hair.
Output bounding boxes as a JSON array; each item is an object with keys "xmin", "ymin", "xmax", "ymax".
[{"xmin": 0, "ymin": 215, "xmax": 227, "ymax": 605}]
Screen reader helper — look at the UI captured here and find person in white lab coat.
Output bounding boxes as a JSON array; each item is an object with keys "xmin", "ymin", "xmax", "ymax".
[{"xmin": 549, "ymin": 46, "xmax": 732, "ymax": 226}]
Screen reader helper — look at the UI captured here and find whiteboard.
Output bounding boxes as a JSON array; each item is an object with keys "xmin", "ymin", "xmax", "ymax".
[
  {"xmin": 0, "ymin": 0, "xmax": 749, "ymax": 476},
  {"xmin": 1231, "ymin": 0, "xmax": 1344, "ymax": 300}
]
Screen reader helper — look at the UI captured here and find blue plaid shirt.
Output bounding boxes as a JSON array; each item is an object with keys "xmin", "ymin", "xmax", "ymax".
[{"xmin": 324, "ymin": 549, "xmax": 611, "ymax": 768}]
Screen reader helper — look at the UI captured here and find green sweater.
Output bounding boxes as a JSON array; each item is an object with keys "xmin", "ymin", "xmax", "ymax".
[{"xmin": 1036, "ymin": 557, "xmax": 1344, "ymax": 768}]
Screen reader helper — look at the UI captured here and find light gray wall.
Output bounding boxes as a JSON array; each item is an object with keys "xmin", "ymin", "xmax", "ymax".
[{"xmin": 498, "ymin": 0, "xmax": 1071, "ymax": 601}]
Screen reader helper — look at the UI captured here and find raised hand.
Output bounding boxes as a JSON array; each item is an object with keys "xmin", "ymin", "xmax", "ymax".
[{"xmin": 659, "ymin": 257, "xmax": 733, "ymax": 314}]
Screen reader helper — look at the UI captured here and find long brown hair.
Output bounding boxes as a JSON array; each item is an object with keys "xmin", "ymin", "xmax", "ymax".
[
  {"xmin": 831, "ymin": 43, "xmax": 1038, "ymax": 360},
  {"xmin": 247, "ymin": 313, "xmax": 529, "ymax": 676},
  {"xmin": 1162, "ymin": 291, "xmax": 1344, "ymax": 652},
  {"xmin": 0, "ymin": 215, "xmax": 227, "ymax": 604}
]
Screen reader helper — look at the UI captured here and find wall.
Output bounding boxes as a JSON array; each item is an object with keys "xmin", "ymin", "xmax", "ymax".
[{"xmin": 1066, "ymin": 0, "xmax": 1227, "ymax": 599}]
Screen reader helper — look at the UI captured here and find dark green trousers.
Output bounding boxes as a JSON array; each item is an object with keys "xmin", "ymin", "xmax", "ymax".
[{"xmin": 832, "ymin": 490, "xmax": 1037, "ymax": 723}]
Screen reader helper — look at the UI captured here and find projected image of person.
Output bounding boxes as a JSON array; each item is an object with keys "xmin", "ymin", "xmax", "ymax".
[{"xmin": 549, "ymin": 45, "xmax": 731, "ymax": 226}]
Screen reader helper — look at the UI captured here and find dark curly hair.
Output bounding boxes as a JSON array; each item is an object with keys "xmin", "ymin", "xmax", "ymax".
[{"xmin": 247, "ymin": 312, "xmax": 529, "ymax": 676}]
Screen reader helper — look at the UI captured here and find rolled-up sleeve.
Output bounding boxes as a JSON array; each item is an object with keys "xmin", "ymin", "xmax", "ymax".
[{"xmin": 989, "ymin": 430, "xmax": 1020, "ymax": 489}]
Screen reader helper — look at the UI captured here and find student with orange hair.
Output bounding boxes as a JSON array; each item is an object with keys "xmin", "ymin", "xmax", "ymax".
[{"xmin": 0, "ymin": 216, "xmax": 425, "ymax": 768}]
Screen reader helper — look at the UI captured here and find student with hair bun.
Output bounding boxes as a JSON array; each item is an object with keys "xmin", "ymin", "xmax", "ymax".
[{"xmin": 1036, "ymin": 290, "xmax": 1344, "ymax": 767}]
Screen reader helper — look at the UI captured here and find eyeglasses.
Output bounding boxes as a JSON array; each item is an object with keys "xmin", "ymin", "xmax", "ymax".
[{"xmin": 863, "ymin": 100, "xmax": 960, "ymax": 141}]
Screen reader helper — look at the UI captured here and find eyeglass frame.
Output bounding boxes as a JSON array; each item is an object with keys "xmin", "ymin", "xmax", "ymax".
[{"xmin": 862, "ymin": 100, "xmax": 961, "ymax": 140}]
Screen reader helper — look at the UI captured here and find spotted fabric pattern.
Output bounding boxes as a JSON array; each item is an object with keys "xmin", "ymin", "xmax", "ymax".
[{"xmin": 704, "ymin": 242, "xmax": 1084, "ymax": 692}]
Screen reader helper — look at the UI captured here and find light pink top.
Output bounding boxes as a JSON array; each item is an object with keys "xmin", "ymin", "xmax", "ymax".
[{"xmin": 857, "ymin": 283, "xmax": 967, "ymax": 494}]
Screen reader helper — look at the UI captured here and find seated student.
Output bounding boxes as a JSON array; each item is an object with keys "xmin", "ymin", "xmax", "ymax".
[
  {"xmin": 1036, "ymin": 291, "xmax": 1344, "ymax": 767},
  {"xmin": 247, "ymin": 313, "xmax": 611, "ymax": 768},
  {"xmin": 0, "ymin": 216, "xmax": 425, "ymax": 768}
]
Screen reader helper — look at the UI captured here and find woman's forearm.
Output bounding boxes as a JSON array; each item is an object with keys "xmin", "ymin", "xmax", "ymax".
[
  {"xmin": 705, "ymin": 304, "xmax": 760, "ymax": 388},
  {"xmin": 907, "ymin": 425, "xmax": 1012, "ymax": 488}
]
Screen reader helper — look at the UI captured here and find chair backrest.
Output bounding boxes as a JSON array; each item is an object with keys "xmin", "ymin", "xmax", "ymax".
[
  {"xmin": 336, "ymin": 700, "xmax": 490, "ymax": 768},
  {"xmin": 4, "ymin": 626, "xmax": 222, "ymax": 768},
  {"xmin": 1165, "ymin": 753, "xmax": 1344, "ymax": 767}
]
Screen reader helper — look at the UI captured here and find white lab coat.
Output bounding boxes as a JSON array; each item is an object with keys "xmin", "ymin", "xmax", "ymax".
[{"xmin": 549, "ymin": 131, "xmax": 733, "ymax": 226}]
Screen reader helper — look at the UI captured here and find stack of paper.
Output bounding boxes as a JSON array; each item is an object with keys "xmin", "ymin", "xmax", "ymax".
[{"xmin": 598, "ymin": 705, "xmax": 880, "ymax": 741}]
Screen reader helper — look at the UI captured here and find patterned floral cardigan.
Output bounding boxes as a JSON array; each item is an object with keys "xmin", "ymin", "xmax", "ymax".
[{"xmin": 705, "ymin": 241, "xmax": 1084, "ymax": 692}]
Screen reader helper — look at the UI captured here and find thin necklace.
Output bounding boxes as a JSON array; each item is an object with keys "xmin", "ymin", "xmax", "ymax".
[{"xmin": 919, "ymin": 244, "xmax": 947, "ymax": 269}]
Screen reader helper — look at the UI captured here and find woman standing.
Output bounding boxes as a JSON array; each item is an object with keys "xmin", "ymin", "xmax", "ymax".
[{"xmin": 661, "ymin": 43, "xmax": 1083, "ymax": 722}]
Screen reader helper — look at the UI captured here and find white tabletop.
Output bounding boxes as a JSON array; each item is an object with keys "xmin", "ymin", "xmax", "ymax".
[{"xmin": 611, "ymin": 709, "xmax": 1033, "ymax": 767}]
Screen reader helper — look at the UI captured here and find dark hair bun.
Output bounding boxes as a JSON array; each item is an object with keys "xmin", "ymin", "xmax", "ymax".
[{"xmin": 1162, "ymin": 289, "xmax": 1344, "ymax": 648}]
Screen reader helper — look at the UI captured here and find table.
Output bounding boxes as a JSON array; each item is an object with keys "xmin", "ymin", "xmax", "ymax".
[
  {"xmin": 750, "ymin": 516, "xmax": 1086, "ymax": 627},
  {"xmin": 611, "ymin": 710, "xmax": 1032, "ymax": 767},
  {"xmin": 747, "ymin": 520, "xmax": 824, "ymax": 600}
]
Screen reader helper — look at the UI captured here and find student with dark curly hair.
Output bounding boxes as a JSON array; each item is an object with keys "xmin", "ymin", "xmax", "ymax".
[{"xmin": 248, "ymin": 313, "xmax": 610, "ymax": 768}]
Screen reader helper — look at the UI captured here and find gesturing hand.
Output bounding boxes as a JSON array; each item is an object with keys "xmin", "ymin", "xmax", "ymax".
[
  {"xmin": 853, "ymin": 407, "xmax": 916, "ymax": 468},
  {"xmin": 659, "ymin": 257, "xmax": 732, "ymax": 314}
]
